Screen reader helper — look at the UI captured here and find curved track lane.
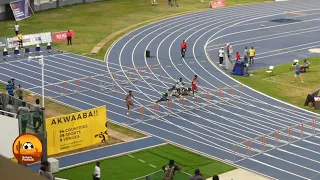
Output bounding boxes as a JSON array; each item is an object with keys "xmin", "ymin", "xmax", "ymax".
[{"xmin": 107, "ymin": 1, "xmax": 320, "ymax": 179}]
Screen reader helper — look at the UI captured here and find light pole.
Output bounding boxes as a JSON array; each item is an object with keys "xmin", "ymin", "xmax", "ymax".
[{"xmin": 28, "ymin": 55, "xmax": 48, "ymax": 162}]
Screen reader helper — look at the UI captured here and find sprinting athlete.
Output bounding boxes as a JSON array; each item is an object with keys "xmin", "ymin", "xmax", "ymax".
[
  {"xmin": 156, "ymin": 92, "xmax": 171, "ymax": 103},
  {"xmin": 191, "ymin": 75, "xmax": 198, "ymax": 94},
  {"xmin": 181, "ymin": 88, "xmax": 192, "ymax": 96},
  {"xmin": 125, "ymin": 90, "xmax": 135, "ymax": 111}
]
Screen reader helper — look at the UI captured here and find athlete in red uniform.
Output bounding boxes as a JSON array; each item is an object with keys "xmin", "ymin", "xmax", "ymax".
[{"xmin": 191, "ymin": 75, "xmax": 198, "ymax": 94}]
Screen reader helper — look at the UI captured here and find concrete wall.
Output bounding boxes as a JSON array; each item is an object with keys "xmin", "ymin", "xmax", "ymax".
[{"xmin": 0, "ymin": 0, "xmax": 102, "ymax": 21}]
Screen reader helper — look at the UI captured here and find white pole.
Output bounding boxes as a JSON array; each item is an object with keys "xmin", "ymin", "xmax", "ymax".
[{"xmin": 41, "ymin": 56, "xmax": 45, "ymax": 108}]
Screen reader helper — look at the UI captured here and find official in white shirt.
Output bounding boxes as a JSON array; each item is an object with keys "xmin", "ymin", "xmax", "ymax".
[
  {"xmin": 93, "ymin": 161, "xmax": 101, "ymax": 180},
  {"xmin": 218, "ymin": 47, "xmax": 224, "ymax": 65},
  {"xmin": 15, "ymin": 23, "xmax": 19, "ymax": 35}
]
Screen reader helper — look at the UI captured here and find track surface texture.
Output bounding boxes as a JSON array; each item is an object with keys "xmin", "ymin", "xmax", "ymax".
[{"xmin": 1, "ymin": 0, "xmax": 320, "ymax": 179}]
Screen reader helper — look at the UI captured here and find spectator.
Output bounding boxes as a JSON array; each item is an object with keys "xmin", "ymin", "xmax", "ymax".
[
  {"xmin": 292, "ymin": 64, "xmax": 304, "ymax": 83},
  {"xmin": 17, "ymin": 32, "xmax": 23, "ymax": 49},
  {"xmin": 67, "ymin": 30, "xmax": 72, "ymax": 45},
  {"xmin": 92, "ymin": 161, "xmax": 101, "ymax": 180},
  {"xmin": 15, "ymin": 22, "xmax": 19, "ymax": 35},
  {"xmin": 6, "ymin": 80, "xmax": 15, "ymax": 98},
  {"xmin": 16, "ymin": 84, "xmax": 23, "ymax": 101},
  {"xmin": 39, "ymin": 164, "xmax": 55, "ymax": 180},
  {"xmin": 38, "ymin": 161, "xmax": 49, "ymax": 174},
  {"xmin": 18, "ymin": 101, "xmax": 30, "ymax": 133},
  {"xmin": 5, "ymin": 99, "xmax": 14, "ymax": 117},
  {"xmin": 162, "ymin": 160, "xmax": 180, "ymax": 180},
  {"xmin": 244, "ymin": 46, "xmax": 249, "ymax": 64},
  {"xmin": 226, "ymin": 43, "xmax": 233, "ymax": 60},
  {"xmin": 218, "ymin": 47, "xmax": 224, "ymax": 65},
  {"xmin": 249, "ymin": 46, "xmax": 255, "ymax": 66},
  {"xmin": 301, "ymin": 59, "xmax": 310, "ymax": 72},
  {"xmin": 235, "ymin": 52, "xmax": 241, "ymax": 61},
  {"xmin": 0, "ymin": 96, "xmax": 3, "ymax": 115},
  {"xmin": 190, "ymin": 169, "xmax": 205, "ymax": 180},
  {"xmin": 212, "ymin": 175, "xmax": 219, "ymax": 180},
  {"xmin": 33, "ymin": 99, "xmax": 42, "ymax": 133}
]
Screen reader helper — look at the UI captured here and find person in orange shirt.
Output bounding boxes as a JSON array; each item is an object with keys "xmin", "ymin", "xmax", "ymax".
[
  {"xmin": 125, "ymin": 90, "xmax": 135, "ymax": 112},
  {"xmin": 235, "ymin": 52, "xmax": 241, "ymax": 61},
  {"xmin": 181, "ymin": 40, "xmax": 187, "ymax": 58},
  {"xmin": 67, "ymin": 30, "xmax": 72, "ymax": 45},
  {"xmin": 191, "ymin": 75, "xmax": 198, "ymax": 94}
]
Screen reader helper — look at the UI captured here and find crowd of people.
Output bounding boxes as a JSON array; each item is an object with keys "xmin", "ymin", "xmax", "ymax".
[
  {"xmin": 162, "ymin": 160, "xmax": 220, "ymax": 180},
  {"xmin": 0, "ymin": 79, "xmax": 43, "ymax": 133}
]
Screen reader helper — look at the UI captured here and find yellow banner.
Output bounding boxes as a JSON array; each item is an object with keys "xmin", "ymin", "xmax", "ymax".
[{"xmin": 46, "ymin": 106, "xmax": 108, "ymax": 155}]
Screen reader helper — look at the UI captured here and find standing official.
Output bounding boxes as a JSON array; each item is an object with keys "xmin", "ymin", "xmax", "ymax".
[
  {"xmin": 17, "ymin": 32, "xmax": 23, "ymax": 49},
  {"xmin": 218, "ymin": 47, "xmax": 224, "ymax": 65},
  {"xmin": 181, "ymin": 40, "xmax": 187, "ymax": 58},
  {"xmin": 92, "ymin": 161, "xmax": 101, "ymax": 180},
  {"xmin": 67, "ymin": 30, "xmax": 72, "ymax": 45},
  {"xmin": 15, "ymin": 22, "xmax": 19, "ymax": 35},
  {"xmin": 249, "ymin": 46, "xmax": 255, "ymax": 66}
]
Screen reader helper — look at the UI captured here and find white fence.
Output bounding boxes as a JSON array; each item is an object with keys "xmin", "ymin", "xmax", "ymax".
[{"xmin": 0, "ymin": 113, "xmax": 19, "ymax": 159}]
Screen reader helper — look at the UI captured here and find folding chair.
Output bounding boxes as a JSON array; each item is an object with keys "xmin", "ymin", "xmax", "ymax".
[
  {"xmin": 266, "ymin": 66, "xmax": 274, "ymax": 75},
  {"xmin": 35, "ymin": 44, "xmax": 42, "ymax": 56}
]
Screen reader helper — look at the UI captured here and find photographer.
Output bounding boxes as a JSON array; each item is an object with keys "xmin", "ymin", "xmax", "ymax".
[{"xmin": 190, "ymin": 169, "xmax": 205, "ymax": 180}]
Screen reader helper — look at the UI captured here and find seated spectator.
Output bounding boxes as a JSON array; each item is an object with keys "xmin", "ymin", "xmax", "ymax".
[
  {"xmin": 212, "ymin": 175, "xmax": 219, "ymax": 180},
  {"xmin": 190, "ymin": 169, "xmax": 205, "ymax": 180},
  {"xmin": 302, "ymin": 59, "xmax": 310, "ymax": 68},
  {"xmin": 162, "ymin": 160, "xmax": 180, "ymax": 180},
  {"xmin": 300, "ymin": 59, "xmax": 310, "ymax": 73}
]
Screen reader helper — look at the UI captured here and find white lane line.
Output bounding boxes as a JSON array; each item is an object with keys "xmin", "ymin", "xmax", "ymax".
[
  {"xmin": 207, "ymin": 12, "xmax": 320, "ymax": 45},
  {"xmin": 206, "ymin": 25, "xmax": 320, "ymax": 51},
  {"xmin": 107, "ymin": 1, "xmax": 320, "ymax": 179},
  {"xmin": 138, "ymin": 159, "xmax": 145, "ymax": 163},
  {"xmin": 149, "ymin": 164, "xmax": 157, "ymax": 168},
  {"xmin": 249, "ymin": 158, "xmax": 311, "ymax": 180},
  {"xmin": 128, "ymin": 154, "xmax": 135, "ymax": 158}
]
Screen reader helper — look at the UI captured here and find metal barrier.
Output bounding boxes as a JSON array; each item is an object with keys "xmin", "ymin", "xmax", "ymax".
[{"xmin": 0, "ymin": 93, "xmax": 45, "ymax": 135}]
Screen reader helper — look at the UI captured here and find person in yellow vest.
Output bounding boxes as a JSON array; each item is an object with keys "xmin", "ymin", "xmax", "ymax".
[
  {"xmin": 249, "ymin": 46, "xmax": 255, "ymax": 66},
  {"xmin": 17, "ymin": 32, "xmax": 23, "ymax": 49}
]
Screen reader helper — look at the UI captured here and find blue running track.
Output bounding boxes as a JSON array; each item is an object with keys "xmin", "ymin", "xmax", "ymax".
[{"xmin": 2, "ymin": 0, "xmax": 320, "ymax": 179}]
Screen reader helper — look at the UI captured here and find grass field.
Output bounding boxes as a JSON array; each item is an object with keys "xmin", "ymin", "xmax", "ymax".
[
  {"xmin": 233, "ymin": 57, "xmax": 320, "ymax": 113},
  {"xmin": 54, "ymin": 144, "xmax": 235, "ymax": 180},
  {"xmin": 0, "ymin": 0, "xmax": 271, "ymax": 153},
  {"xmin": 0, "ymin": 0, "xmax": 271, "ymax": 60}
]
